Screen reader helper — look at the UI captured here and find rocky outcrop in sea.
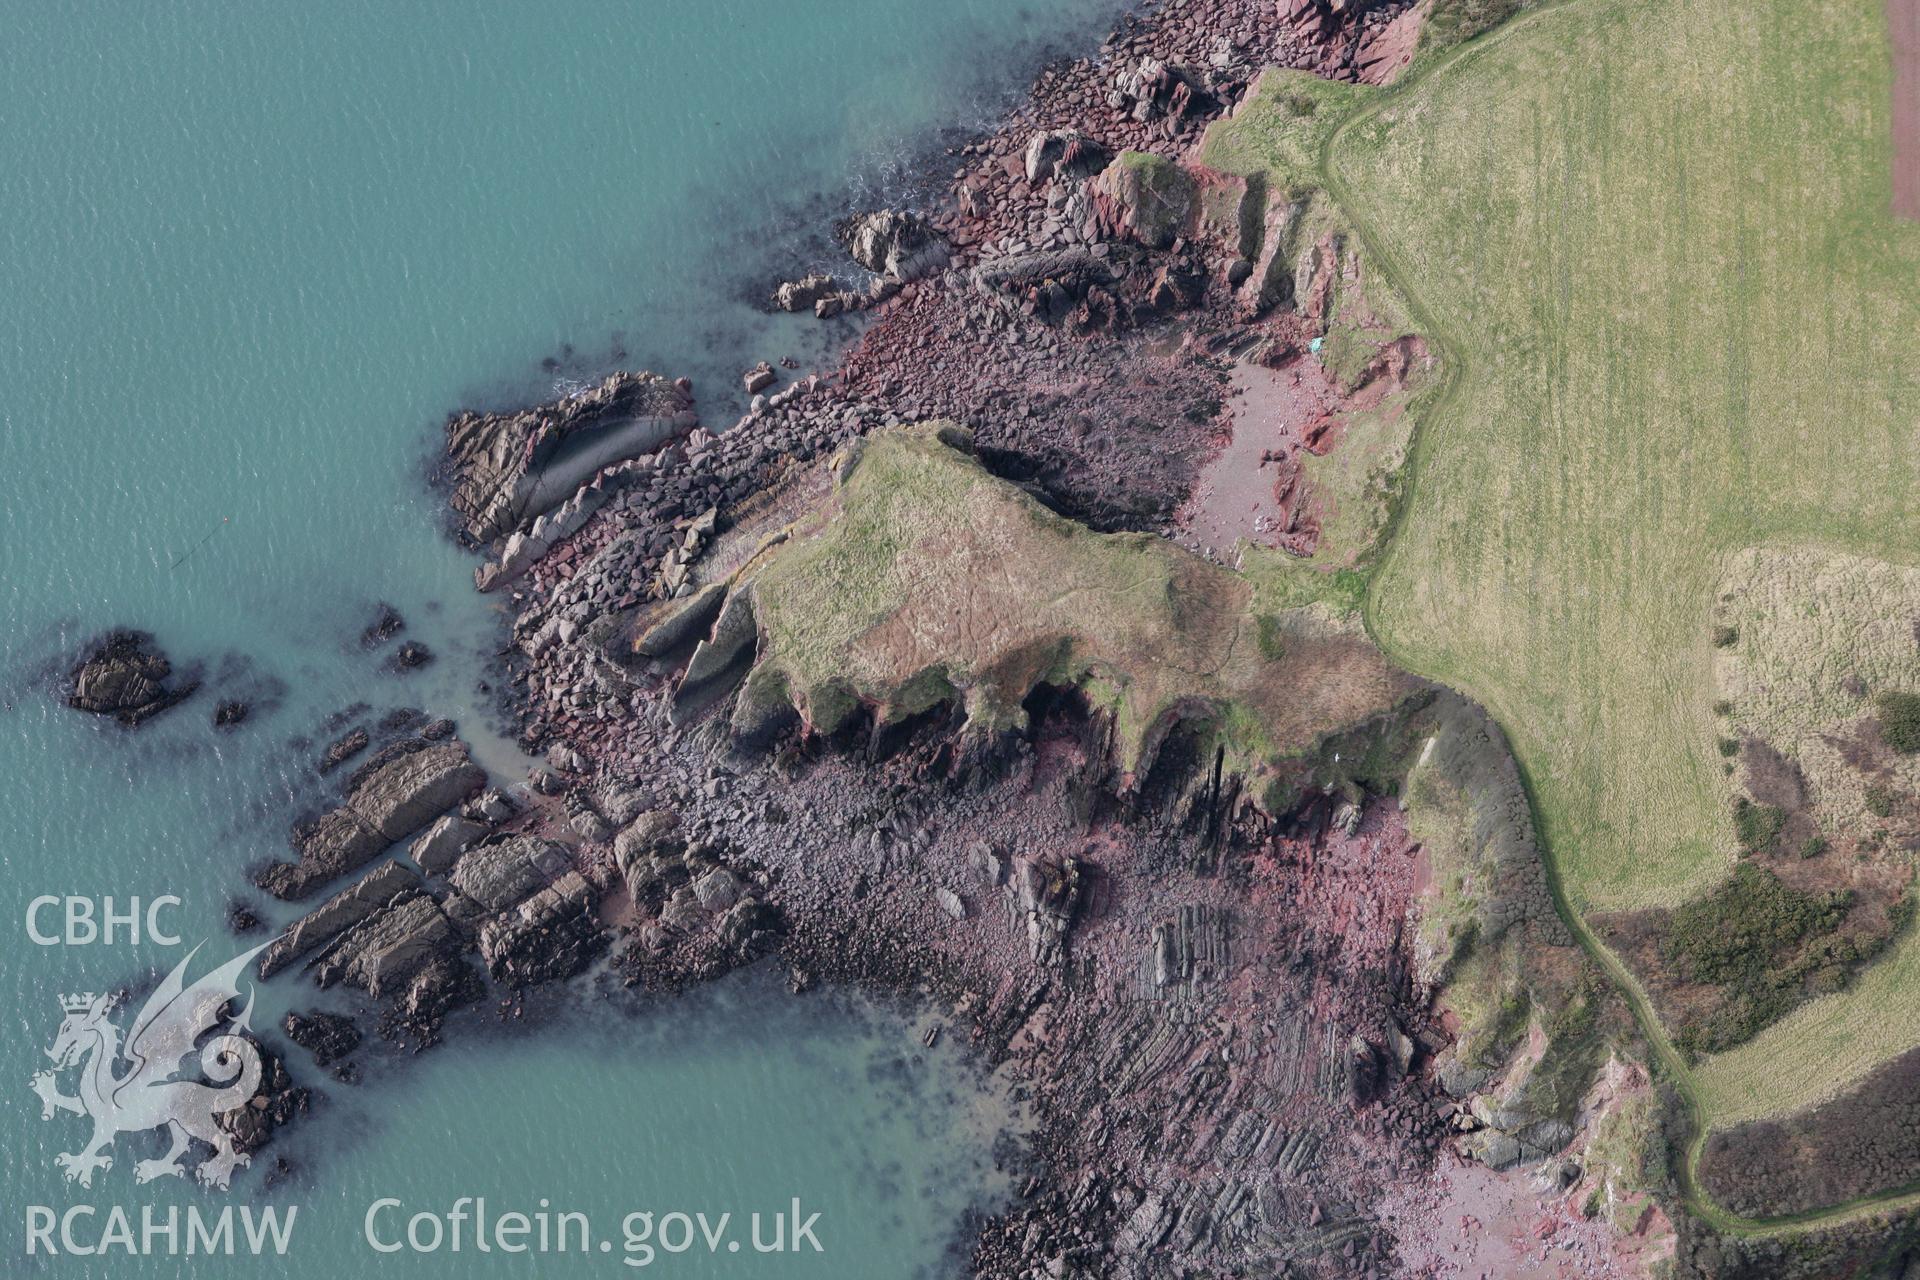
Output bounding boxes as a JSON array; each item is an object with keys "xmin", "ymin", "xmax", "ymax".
[{"xmin": 65, "ymin": 630, "xmax": 199, "ymax": 726}]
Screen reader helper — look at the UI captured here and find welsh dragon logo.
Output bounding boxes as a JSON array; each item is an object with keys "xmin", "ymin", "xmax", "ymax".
[{"xmin": 29, "ymin": 940, "xmax": 272, "ymax": 1190}]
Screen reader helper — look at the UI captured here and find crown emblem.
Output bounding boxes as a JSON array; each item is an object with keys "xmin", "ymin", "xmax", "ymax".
[{"xmin": 60, "ymin": 993, "xmax": 98, "ymax": 1013}]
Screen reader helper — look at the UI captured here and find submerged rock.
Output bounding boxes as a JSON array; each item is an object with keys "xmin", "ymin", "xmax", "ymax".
[
  {"xmin": 283, "ymin": 1010, "xmax": 362, "ymax": 1067},
  {"xmin": 388, "ymin": 640, "xmax": 433, "ymax": 672},
  {"xmin": 65, "ymin": 630, "xmax": 199, "ymax": 726},
  {"xmin": 360, "ymin": 604, "xmax": 405, "ymax": 648}
]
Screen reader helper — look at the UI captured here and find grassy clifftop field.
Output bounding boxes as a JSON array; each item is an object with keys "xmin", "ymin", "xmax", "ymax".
[
  {"xmin": 1304, "ymin": 0, "xmax": 1920, "ymax": 1215},
  {"xmin": 1341, "ymin": 0, "xmax": 1920, "ymax": 911}
]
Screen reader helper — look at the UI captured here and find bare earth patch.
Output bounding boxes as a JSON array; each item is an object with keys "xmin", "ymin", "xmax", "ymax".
[
  {"xmin": 1180, "ymin": 357, "xmax": 1346, "ymax": 561},
  {"xmin": 1894, "ymin": 0, "xmax": 1920, "ymax": 218}
]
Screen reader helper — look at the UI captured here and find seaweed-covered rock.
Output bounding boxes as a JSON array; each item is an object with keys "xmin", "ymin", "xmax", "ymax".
[
  {"xmin": 318, "ymin": 726, "xmax": 370, "ymax": 774},
  {"xmin": 283, "ymin": 1010, "xmax": 362, "ymax": 1066}
]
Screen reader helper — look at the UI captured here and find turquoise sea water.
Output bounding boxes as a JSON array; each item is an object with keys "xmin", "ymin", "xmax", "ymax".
[{"xmin": 0, "ymin": 2, "xmax": 1114, "ymax": 1274}]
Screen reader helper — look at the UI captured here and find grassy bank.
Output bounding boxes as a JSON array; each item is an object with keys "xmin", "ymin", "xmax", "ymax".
[{"xmin": 1326, "ymin": 0, "xmax": 1920, "ymax": 1141}]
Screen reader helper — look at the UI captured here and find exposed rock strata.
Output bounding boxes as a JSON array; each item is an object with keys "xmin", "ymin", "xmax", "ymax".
[
  {"xmin": 442, "ymin": 370, "xmax": 696, "ymax": 546},
  {"xmin": 255, "ymin": 741, "xmax": 485, "ymax": 900}
]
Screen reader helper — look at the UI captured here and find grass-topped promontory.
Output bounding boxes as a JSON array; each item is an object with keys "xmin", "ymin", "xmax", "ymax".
[{"xmin": 705, "ymin": 423, "xmax": 1419, "ymax": 794}]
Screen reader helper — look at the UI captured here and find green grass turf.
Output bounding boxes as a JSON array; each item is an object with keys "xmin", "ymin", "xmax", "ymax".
[{"xmin": 1316, "ymin": 0, "xmax": 1920, "ymax": 1212}]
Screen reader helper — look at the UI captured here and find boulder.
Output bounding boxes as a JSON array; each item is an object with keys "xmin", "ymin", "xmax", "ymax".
[
  {"xmin": 839, "ymin": 210, "xmax": 950, "ymax": 282},
  {"xmin": 613, "ymin": 810, "xmax": 682, "ymax": 870},
  {"xmin": 65, "ymin": 631, "xmax": 199, "ymax": 726},
  {"xmin": 1007, "ymin": 852, "xmax": 1082, "ymax": 964},
  {"xmin": 969, "ymin": 247, "xmax": 1112, "ymax": 298},
  {"xmin": 1024, "ymin": 130, "xmax": 1111, "ymax": 185},
  {"xmin": 569, "ymin": 805, "xmax": 612, "ymax": 843},
  {"xmin": 771, "ymin": 273, "xmax": 839, "ymax": 313},
  {"xmin": 593, "ymin": 781, "xmax": 650, "ymax": 829},
  {"xmin": 463, "ymin": 788, "xmax": 517, "ymax": 825},
  {"xmin": 1091, "ymin": 152, "xmax": 1198, "ymax": 249},
  {"xmin": 693, "ymin": 866, "xmax": 743, "ymax": 912},
  {"xmin": 1462, "ymin": 1130, "xmax": 1525, "ymax": 1171}
]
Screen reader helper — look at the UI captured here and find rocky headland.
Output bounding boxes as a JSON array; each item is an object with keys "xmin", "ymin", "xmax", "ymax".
[{"xmin": 72, "ymin": 0, "xmax": 1873, "ymax": 1276}]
